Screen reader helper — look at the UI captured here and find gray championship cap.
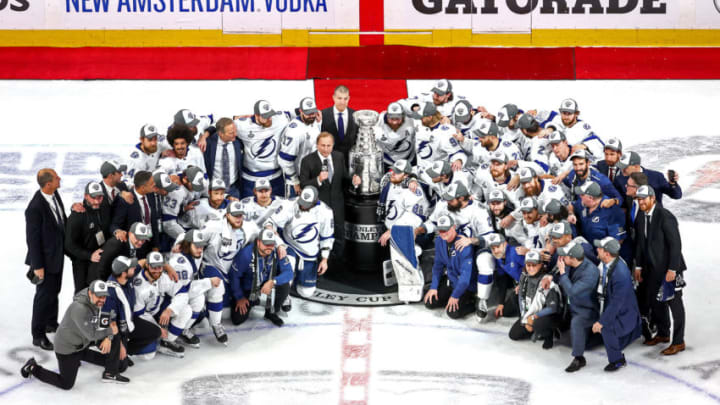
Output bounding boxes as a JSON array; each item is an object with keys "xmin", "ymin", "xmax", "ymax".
[
  {"xmin": 426, "ymin": 160, "xmax": 452, "ymax": 178},
  {"xmin": 635, "ymin": 185, "xmax": 656, "ymax": 199},
  {"xmin": 578, "ymin": 181, "xmax": 603, "ymax": 198},
  {"xmin": 442, "ymin": 182, "xmax": 470, "ymax": 201},
  {"xmin": 496, "ymin": 104, "xmax": 519, "ymax": 128},
  {"xmin": 518, "ymin": 167, "xmax": 537, "ymax": 183},
  {"xmin": 486, "ymin": 233, "xmax": 506, "ymax": 247},
  {"xmin": 391, "ymin": 159, "xmax": 413, "ymax": 175},
  {"xmin": 254, "ymin": 178, "xmax": 271, "ymax": 191},
  {"xmin": 489, "ymin": 150, "xmax": 508, "ymax": 164},
  {"xmin": 415, "ymin": 101, "xmax": 438, "ymax": 119},
  {"xmin": 100, "ymin": 159, "xmax": 127, "ymax": 178},
  {"xmin": 541, "ymin": 199, "xmax": 563, "ymax": 216},
  {"xmin": 184, "ymin": 166, "xmax": 206, "ymax": 192},
  {"xmin": 594, "ymin": 236, "xmax": 621, "ymax": 256},
  {"xmin": 111, "ymin": 256, "xmax": 138, "ymax": 276},
  {"xmin": 488, "ymin": 189, "xmax": 507, "ymax": 203},
  {"xmin": 569, "ymin": 149, "xmax": 591, "ymax": 161},
  {"xmin": 184, "ymin": 229, "xmax": 209, "ymax": 247},
  {"xmin": 549, "ymin": 220, "xmax": 573, "ymax": 239},
  {"xmin": 605, "ymin": 137, "xmax": 623, "ymax": 152},
  {"xmin": 520, "ymin": 197, "xmax": 539, "ymax": 212},
  {"xmin": 174, "ymin": 109, "xmax": 200, "ymax": 127},
  {"xmin": 129, "ymin": 222, "xmax": 153, "ymax": 240},
  {"xmin": 85, "ymin": 181, "xmax": 104, "ymax": 198},
  {"xmin": 90, "ymin": 280, "xmax": 110, "ymax": 297},
  {"xmin": 254, "ymin": 100, "xmax": 276, "ymax": 119},
  {"xmin": 226, "ymin": 200, "xmax": 246, "ymax": 217},
  {"xmin": 436, "ymin": 214, "xmax": 455, "ymax": 232},
  {"xmin": 259, "ymin": 228, "xmax": 277, "ymax": 245},
  {"xmin": 299, "ymin": 97, "xmax": 318, "ymax": 115},
  {"xmin": 431, "ymin": 79, "xmax": 452, "ymax": 96},
  {"xmin": 147, "ymin": 251, "xmax": 165, "ymax": 268},
  {"xmin": 298, "ymin": 186, "xmax": 319, "ymax": 209},
  {"xmin": 452, "ymin": 100, "xmax": 473, "ymax": 124},
  {"xmin": 548, "ymin": 130, "xmax": 567, "ymax": 145},
  {"xmin": 153, "ymin": 170, "xmax": 179, "ymax": 193},
  {"xmin": 140, "ymin": 124, "xmax": 159, "ymax": 139},
  {"xmin": 516, "ymin": 113, "xmax": 537, "ymax": 130},
  {"xmin": 616, "ymin": 151, "xmax": 641, "ymax": 170},
  {"xmin": 472, "ymin": 120, "xmax": 499, "ymax": 138},
  {"xmin": 559, "ymin": 98, "xmax": 579, "ymax": 113},
  {"xmin": 558, "ymin": 240, "xmax": 584, "ymax": 259},
  {"xmin": 209, "ymin": 178, "xmax": 227, "ymax": 191},
  {"xmin": 386, "ymin": 102, "xmax": 404, "ymax": 119},
  {"xmin": 525, "ymin": 249, "xmax": 542, "ymax": 264}
]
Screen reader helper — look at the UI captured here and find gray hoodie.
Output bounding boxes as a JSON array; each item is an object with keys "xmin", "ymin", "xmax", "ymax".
[{"xmin": 54, "ymin": 288, "xmax": 114, "ymax": 355}]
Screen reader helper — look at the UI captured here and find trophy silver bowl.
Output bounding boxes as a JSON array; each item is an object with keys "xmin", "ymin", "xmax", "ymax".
[{"xmin": 349, "ymin": 110, "xmax": 383, "ymax": 197}]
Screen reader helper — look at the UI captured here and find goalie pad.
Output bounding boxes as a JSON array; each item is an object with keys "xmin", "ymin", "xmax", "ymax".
[{"xmin": 388, "ymin": 226, "xmax": 424, "ymax": 303}]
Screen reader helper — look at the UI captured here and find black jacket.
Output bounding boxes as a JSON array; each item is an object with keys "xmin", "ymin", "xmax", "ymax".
[
  {"xmin": 634, "ymin": 205, "xmax": 686, "ymax": 285},
  {"xmin": 111, "ymin": 191, "xmax": 161, "ymax": 251},
  {"xmin": 65, "ymin": 200, "xmax": 112, "ymax": 262},
  {"xmin": 299, "ymin": 150, "xmax": 350, "ymax": 216},
  {"xmin": 320, "ymin": 107, "xmax": 358, "ymax": 160},
  {"xmin": 25, "ymin": 190, "xmax": 67, "ymax": 275},
  {"xmin": 90, "ymin": 236, "xmax": 133, "ymax": 281}
]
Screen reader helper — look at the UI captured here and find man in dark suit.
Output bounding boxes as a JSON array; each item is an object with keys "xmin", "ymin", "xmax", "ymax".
[
  {"xmin": 92, "ymin": 222, "xmax": 152, "ymax": 282},
  {"xmin": 634, "ymin": 185, "xmax": 687, "ymax": 355},
  {"xmin": 99, "ymin": 159, "xmax": 131, "ymax": 217},
  {"xmin": 320, "ymin": 85, "xmax": 358, "ymax": 161},
  {"xmin": 203, "ymin": 117, "xmax": 244, "ymax": 199},
  {"xmin": 110, "ymin": 170, "xmax": 160, "ymax": 259},
  {"xmin": 299, "ymin": 132, "xmax": 360, "ymax": 258},
  {"xmin": 614, "ymin": 151, "xmax": 682, "ymax": 204},
  {"xmin": 25, "ymin": 168, "xmax": 67, "ymax": 350},
  {"xmin": 594, "ymin": 137, "xmax": 623, "ymax": 183}
]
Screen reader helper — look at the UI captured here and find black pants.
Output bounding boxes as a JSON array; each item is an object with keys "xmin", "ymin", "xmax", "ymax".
[
  {"xmin": 31, "ymin": 270, "xmax": 62, "ymax": 339},
  {"xmin": 509, "ymin": 314, "xmax": 562, "ymax": 341},
  {"xmin": 424, "ymin": 278, "xmax": 476, "ymax": 319},
  {"xmin": 231, "ymin": 283, "xmax": 291, "ymax": 325},
  {"xmin": 71, "ymin": 260, "xmax": 92, "ymax": 294},
  {"xmin": 652, "ymin": 289, "xmax": 685, "ymax": 345},
  {"xmin": 31, "ymin": 337, "xmax": 125, "ymax": 390},
  {"xmin": 125, "ymin": 317, "xmax": 162, "ymax": 355}
]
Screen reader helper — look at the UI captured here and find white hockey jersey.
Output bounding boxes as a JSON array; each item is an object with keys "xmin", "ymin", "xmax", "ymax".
[
  {"xmin": 157, "ymin": 146, "xmax": 207, "ymax": 177},
  {"xmin": 239, "ymin": 196, "xmax": 292, "ymax": 228},
  {"xmin": 161, "ymin": 186, "xmax": 205, "ymax": 240},
  {"xmin": 278, "ymin": 117, "xmax": 321, "ymax": 185},
  {"xmin": 133, "ymin": 269, "xmax": 182, "ymax": 317},
  {"xmin": 414, "ymin": 122, "xmax": 467, "ymax": 171},
  {"xmin": 517, "ymin": 179, "xmax": 571, "ymax": 208},
  {"xmin": 548, "ymin": 115, "xmax": 604, "ymax": 160},
  {"xmin": 235, "ymin": 112, "xmax": 291, "ymax": 182},
  {"xmin": 168, "ymin": 252, "xmax": 213, "ymax": 302},
  {"xmin": 123, "ymin": 136, "xmax": 172, "ymax": 184},
  {"xmin": 376, "ymin": 113, "xmax": 416, "ymax": 166},
  {"xmin": 463, "ymin": 139, "xmax": 523, "ymax": 169},
  {"xmin": 380, "ymin": 181, "xmax": 429, "ymax": 229},
  {"xmin": 399, "ymin": 93, "xmax": 470, "ymax": 117},
  {"xmin": 500, "ymin": 126, "xmax": 532, "ymax": 160},
  {"xmin": 271, "ymin": 200, "xmax": 335, "ymax": 261},
  {"xmin": 424, "ymin": 199, "xmax": 493, "ymax": 238},
  {"xmin": 417, "ymin": 168, "xmax": 473, "ymax": 203},
  {"xmin": 201, "ymin": 217, "xmax": 262, "ymax": 275}
]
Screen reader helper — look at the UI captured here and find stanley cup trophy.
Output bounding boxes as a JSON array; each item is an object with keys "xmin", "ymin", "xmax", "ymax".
[{"xmin": 348, "ymin": 110, "xmax": 383, "ymax": 196}]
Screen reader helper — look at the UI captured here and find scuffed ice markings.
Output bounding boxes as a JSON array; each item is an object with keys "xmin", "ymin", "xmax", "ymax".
[{"xmin": 629, "ymin": 136, "xmax": 720, "ymax": 222}]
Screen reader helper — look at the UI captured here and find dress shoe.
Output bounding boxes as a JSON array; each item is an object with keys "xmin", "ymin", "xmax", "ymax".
[
  {"xmin": 20, "ymin": 358, "xmax": 37, "ymax": 378},
  {"xmin": 264, "ymin": 311, "xmax": 284, "ymax": 327},
  {"xmin": 643, "ymin": 335, "xmax": 670, "ymax": 346},
  {"xmin": 32, "ymin": 336, "xmax": 54, "ymax": 351},
  {"xmin": 565, "ymin": 356, "xmax": 586, "ymax": 373},
  {"xmin": 604, "ymin": 356, "xmax": 627, "ymax": 372},
  {"xmin": 661, "ymin": 343, "xmax": 686, "ymax": 356}
]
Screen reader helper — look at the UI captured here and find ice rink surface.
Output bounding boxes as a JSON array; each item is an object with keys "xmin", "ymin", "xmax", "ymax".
[{"xmin": 1, "ymin": 80, "xmax": 719, "ymax": 404}]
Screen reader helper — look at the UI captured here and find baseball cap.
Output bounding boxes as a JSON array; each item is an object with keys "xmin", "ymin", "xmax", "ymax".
[
  {"xmin": 515, "ymin": 113, "xmax": 537, "ymax": 130},
  {"xmin": 558, "ymin": 240, "xmax": 584, "ymax": 259},
  {"xmin": 431, "ymin": 79, "xmax": 452, "ymax": 96},
  {"xmin": 174, "ymin": 109, "xmax": 200, "ymax": 127},
  {"xmin": 472, "ymin": 120, "xmax": 499, "ymax": 138},
  {"xmin": 594, "ymin": 236, "xmax": 621, "ymax": 256},
  {"xmin": 488, "ymin": 189, "xmax": 506, "ymax": 203},
  {"xmin": 525, "ymin": 249, "xmax": 542, "ymax": 264},
  {"xmin": 486, "ymin": 233, "xmax": 506, "ymax": 247},
  {"xmin": 386, "ymin": 102, "xmax": 404, "ymax": 119},
  {"xmin": 496, "ymin": 104, "xmax": 519, "ymax": 128},
  {"xmin": 489, "ymin": 150, "xmax": 507, "ymax": 164},
  {"xmin": 578, "ymin": 181, "xmax": 602, "ymax": 198},
  {"xmin": 520, "ymin": 197, "xmax": 538, "ymax": 212},
  {"xmin": 415, "ymin": 101, "xmax": 438, "ymax": 119},
  {"xmin": 635, "ymin": 185, "xmax": 655, "ymax": 199},
  {"xmin": 436, "ymin": 214, "xmax": 454, "ymax": 231},
  {"xmin": 605, "ymin": 137, "xmax": 623, "ymax": 152},
  {"xmin": 111, "ymin": 256, "xmax": 138, "ymax": 276},
  {"xmin": 147, "ymin": 251, "xmax": 165, "ymax": 268},
  {"xmin": 183, "ymin": 166, "xmax": 206, "ymax": 192},
  {"xmin": 299, "ymin": 97, "xmax": 318, "ymax": 115},
  {"xmin": 442, "ymin": 182, "xmax": 470, "ymax": 201},
  {"xmin": 452, "ymin": 100, "xmax": 473, "ymax": 124},
  {"xmin": 298, "ymin": 186, "xmax": 319, "ymax": 209},
  {"xmin": 541, "ymin": 199, "xmax": 563, "ymax": 216},
  {"xmin": 548, "ymin": 131, "xmax": 567, "ymax": 145},
  {"xmin": 153, "ymin": 170, "xmax": 179, "ymax": 193},
  {"xmin": 549, "ymin": 220, "xmax": 573, "ymax": 238},
  {"xmin": 140, "ymin": 124, "xmax": 159, "ymax": 139},
  {"xmin": 209, "ymin": 178, "xmax": 227, "ymax": 191},
  {"xmin": 226, "ymin": 200, "xmax": 246, "ymax": 217},
  {"xmin": 570, "ymin": 149, "xmax": 591, "ymax": 161},
  {"xmin": 559, "ymin": 98, "xmax": 579, "ymax": 113},
  {"xmin": 518, "ymin": 167, "xmax": 537, "ymax": 183},
  {"xmin": 616, "ymin": 151, "xmax": 641, "ymax": 170},
  {"xmin": 129, "ymin": 222, "xmax": 152, "ymax": 240},
  {"xmin": 90, "ymin": 280, "xmax": 110, "ymax": 297},
  {"xmin": 259, "ymin": 228, "xmax": 277, "ymax": 245},
  {"xmin": 426, "ymin": 161, "xmax": 451, "ymax": 178},
  {"xmin": 254, "ymin": 178, "xmax": 271, "ymax": 191},
  {"xmin": 184, "ymin": 229, "xmax": 209, "ymax": 247},
  {"xmin": 254, "ymin": 100, "xmax": 276, "ymax": 119},
  {"xmin": 85, "ymin": 181, "xmax": 104, "ymax": 198},
  {"xmin": 391, "ymin": 159, "xmax": 413, "ymax": 175},
  {"xmin": 100, "ymin": 159, "xmax": 127, "ymax": 178}
]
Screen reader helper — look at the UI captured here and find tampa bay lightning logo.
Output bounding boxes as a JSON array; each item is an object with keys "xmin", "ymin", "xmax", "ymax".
[
  {"xmin": 220, "ymin": 238, "xmax": 243, "ymax": 262},
  {"xmin": 386, "ymin": 201, "xmax": 398, "ymax": 221},
  {"xmin": 252, "ymin": 137, "xmax": 277, "ymax": 159},
  {"xmin": 292, "ymin": 223, "xmax": 318, "ymax": 244},
  {"xmin": 457, "ymin": 223, "xmax": 473, "ymax": 238},
  {"xmin": 393, "ymin": 139, "xmax": 413, "ymax": 153},
  {"xmin": 417, "ymin": 140, "xmax": 433, "ymax": 160}
]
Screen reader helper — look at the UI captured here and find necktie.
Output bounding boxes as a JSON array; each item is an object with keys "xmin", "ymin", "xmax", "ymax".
[
  {"xmin": 221, "ymin": 143, "xmax": 231, "ymax": 187},
  {"xmin": 111, "ymin": 188, "xmax": 117, "ymax": 202},
  {"xmin": 645, "ymin": 213, "xmax": 651, "ymax": 238},
  {"xmin": 142, "ymin": 195, "xmax": 151, "ymax": 225},
  {"xmin": 52, "ymin": 196, "xmax": 64, "ymax": 226},
  {"xmin": 609, "ymin": 167, "xmax": 616, "ymax": 182},
  {"xmin": 337, "ymin": 112, "xmax": 345, "ymax": 141},
  {"xmin": 324, "ymin": 158, "xmax": 333, "ymax": 184}
]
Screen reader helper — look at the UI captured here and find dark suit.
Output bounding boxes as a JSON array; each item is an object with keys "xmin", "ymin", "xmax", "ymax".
[
  {"xmin": 89, "ymin": 236, "xmax": 133, "ymax": 282},
  {"xmin": 203, "ymin": 133, "xmax": 244, "ymax": 198},
  {"xmin": 614, "ymin": 167, "xmax": 682, "ymax": 204},
  {"xmin": 594, "ymin": 160, "xmax": 622, "ymax": 185},
  {"xmin": 25, "ymin": 190, "xmax": 67, "ymax": 339},
  {"xmin": 321, "ymin": 107, "xmax": 358, "ymax": 161},
  {"xmin": 111, "ymin": 191, "xmax": 161, "ymax": 258},
  {"xmin": 99, "ymin": 180, "xmax": 129, "ymax": 219},
  {"xmin": 599, "ymin": 258, "xmax": 642, "ymax": 363},
  {"xmin": 65, "ymin": 200, "xmax": 112, "ymax": 292},
  {"xmin": 299, "ymin": 150, "xmax": 350, "ymax": 256},
  {"xmin": 635, "ymin": 205, "xmax": 686, "ymax": 344}
]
